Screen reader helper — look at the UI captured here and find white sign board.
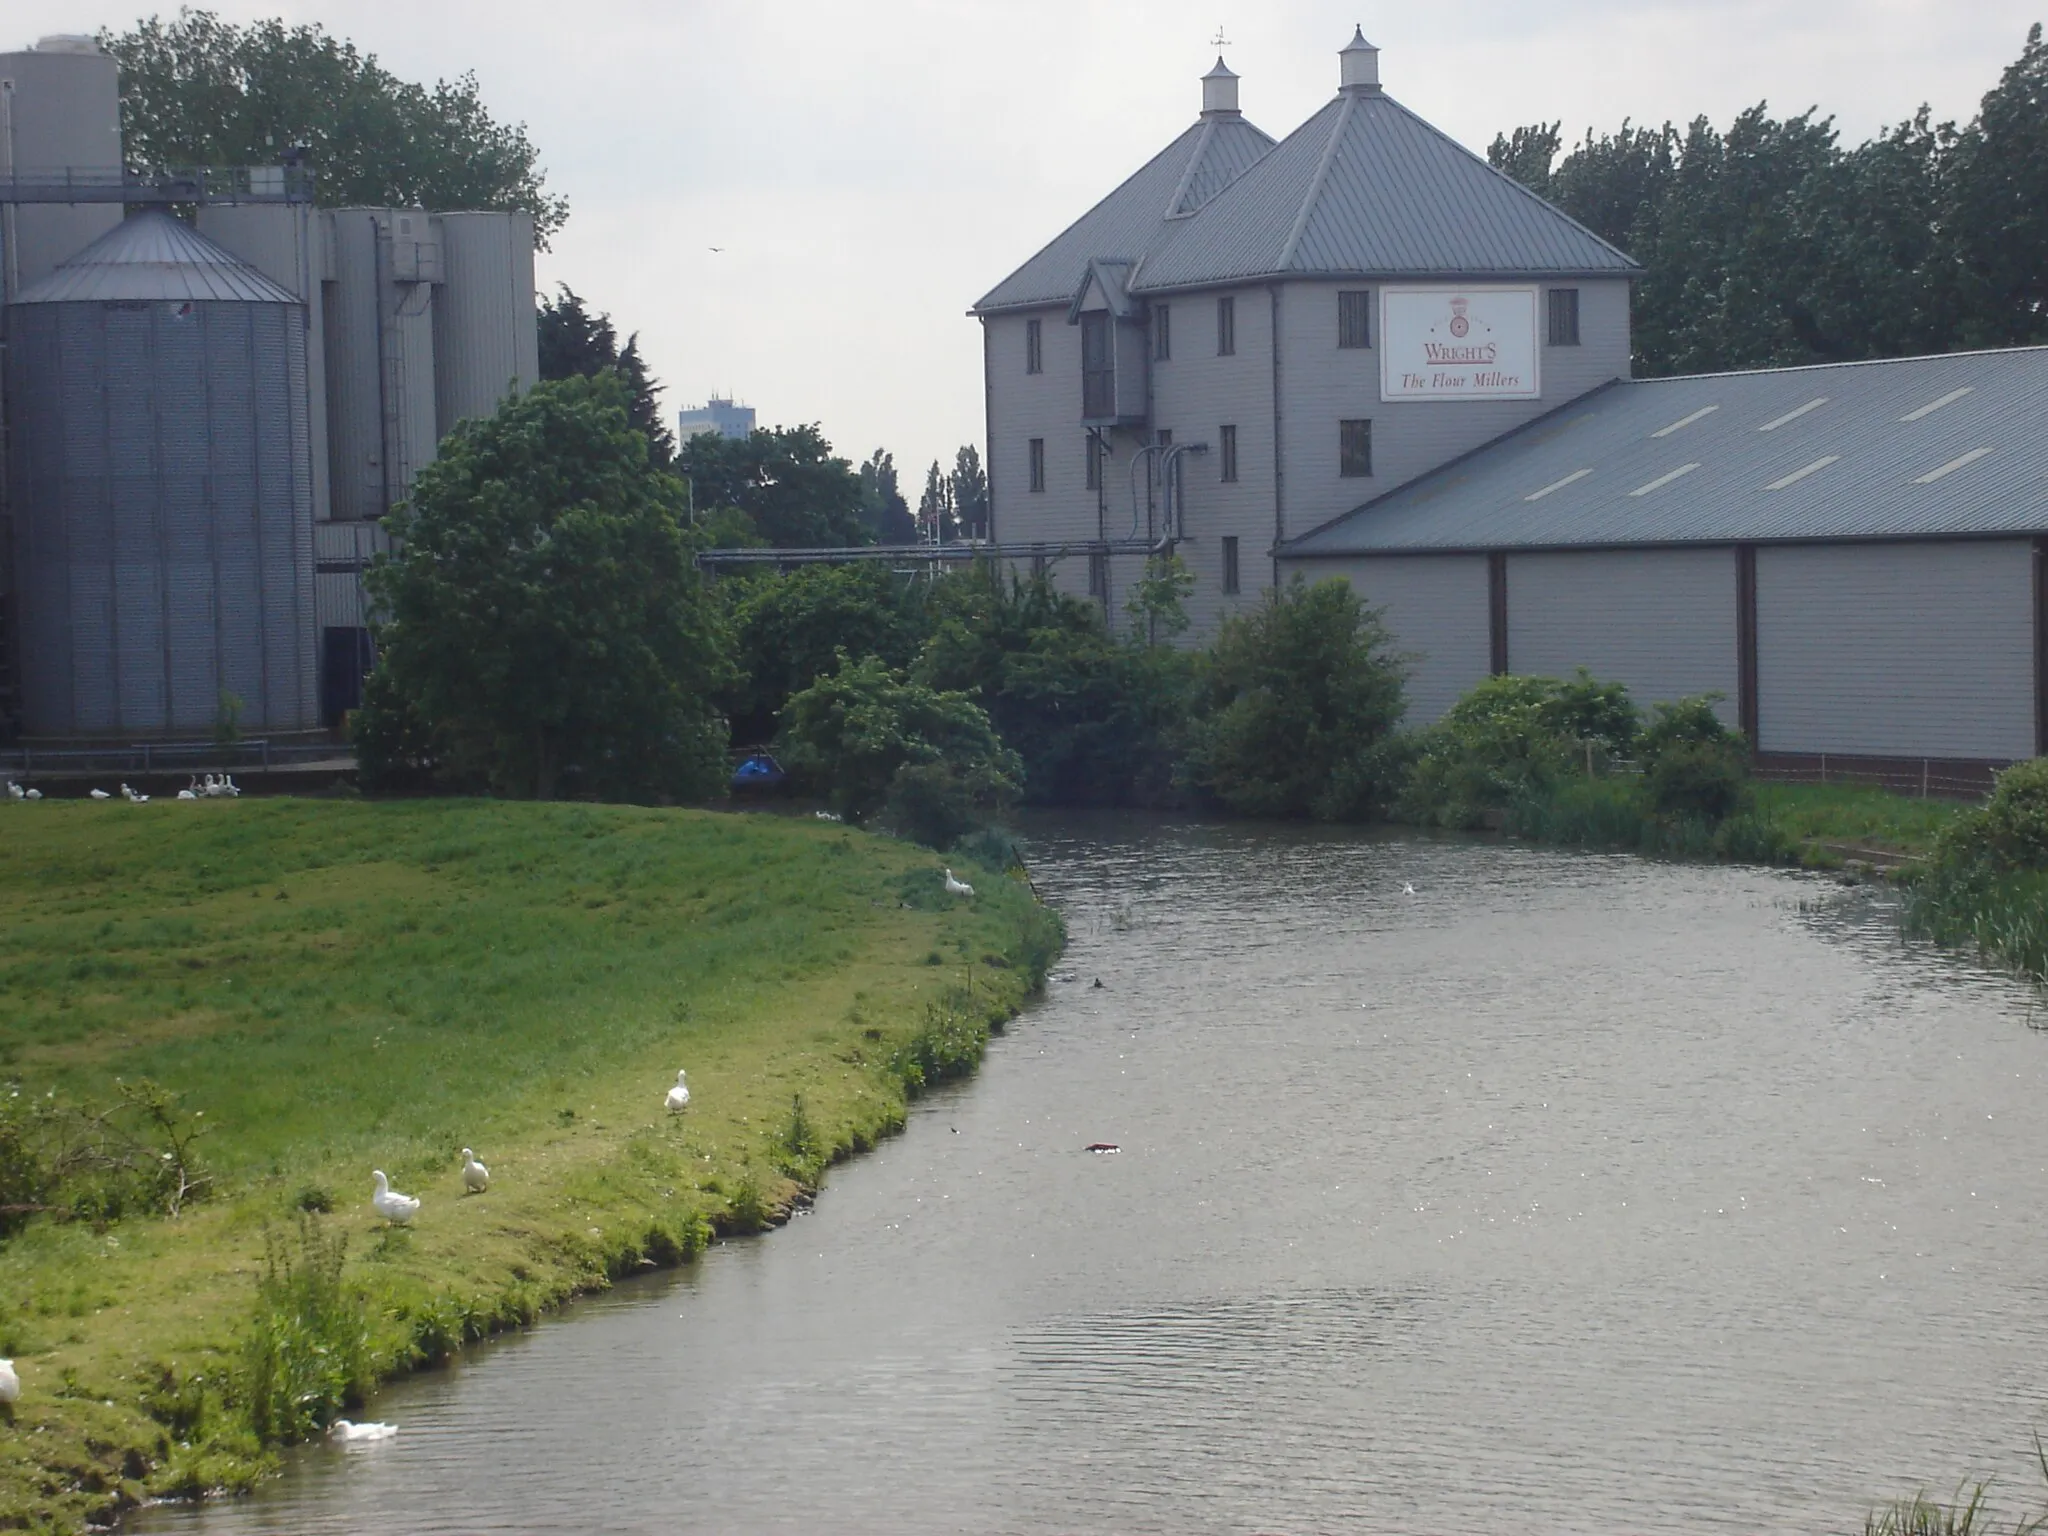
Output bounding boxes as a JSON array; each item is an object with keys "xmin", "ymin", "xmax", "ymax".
[{"xmin": 1380, "ymin": 286, "xmax": 1540, "ymax": 402}]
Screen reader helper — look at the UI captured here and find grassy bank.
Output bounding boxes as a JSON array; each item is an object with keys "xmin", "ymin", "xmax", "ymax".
[
  {"xmin": 0, "ymin": 798, "xmax": 1059, "ymax": 1532},
  {"xmin": 1500, "ymin": 775, "xmax": 1965, "ymax": 868}
]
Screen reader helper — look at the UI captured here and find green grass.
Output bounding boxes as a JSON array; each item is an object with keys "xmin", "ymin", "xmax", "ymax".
[
  {"xmin": 1902, "ymin": 865, "xmax": 2048, "ymax": 985},
  {"xmin": 1499, "ymin": 775, "xmax": 1969, "ymax": 868},
  {"xmin": 0, "ymin": 798, "xmax": 1060, "ymax": 1531}
]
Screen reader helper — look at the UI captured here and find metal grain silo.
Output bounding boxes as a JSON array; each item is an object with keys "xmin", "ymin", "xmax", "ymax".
[
  {"xmin": 4, "ymin": 212, "xmax": 318, "ymax": 737},
  {"xmin": 322, "ymin": 207, "xmax": 439, "ymax": 522},
  {"xmin": 432, "ymin": 211, "xmax": 538, "ymax": 437}
]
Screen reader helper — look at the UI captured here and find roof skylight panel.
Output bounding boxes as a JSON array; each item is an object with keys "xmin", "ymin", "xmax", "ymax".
[
  {"xmin": 1525, "ymin": 469, "xmax": 1593, "ymax": 502},
  {"xmin": 1651, "ymin": 406, "xmax": 1719, "ymax": 438},
  {"xmin": 1900, "ymin": 387, "xmax": 1973, "ymax": 422},
  {"xmin": 1628, "ymin": 463, "xmax": 1702, "ymax": 497},
  {"xmin": 1912, "ymin": 448, "xmax": 1992, "ymax": 484},
  {"xmin": 1757, "ymin": 398, "xmax": 1828, "ymax": 432},
  {"xmin": 1764, "ymin": 456, "xmax": 1840, "ymax": 491}
]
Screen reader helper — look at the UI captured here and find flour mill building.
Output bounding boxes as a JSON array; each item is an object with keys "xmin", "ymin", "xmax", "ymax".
[{"xmin": 973, "ymin": 32, "xmax": 2048, "ymax": 778}]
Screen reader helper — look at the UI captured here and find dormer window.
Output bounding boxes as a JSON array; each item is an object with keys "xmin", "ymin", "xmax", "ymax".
[{"xmin": 1081, "ymin": 312, "xmax": 1114, "ymax": 419}]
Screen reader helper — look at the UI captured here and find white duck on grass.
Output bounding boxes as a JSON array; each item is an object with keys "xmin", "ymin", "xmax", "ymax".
[
  {"xmin": 88, "ymin": 788, "xmax": 111, "ymax": 800},
  {"xmin": 665, "ymin": 1070, "xmax": 690, "ymax": 1113},
  {"xmin": 461, "ymin": 1148, "xmax": 490, "ymax": 1194},
  {"xmin": 371, "ymin": 1170, "xmax": 419, "ymax": 1225},
  {"xmin": 943, "ymin": 868, "xmax": 974, "ymax": 898},
  {"xmin": 0, "ymin": 1358, "xmax": 18, "ymax": 1404}
]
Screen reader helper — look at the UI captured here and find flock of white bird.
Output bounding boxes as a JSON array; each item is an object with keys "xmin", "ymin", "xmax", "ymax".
[{"xmin": 7, "ymin": 774, "xmax": 241, "ymax": 803}]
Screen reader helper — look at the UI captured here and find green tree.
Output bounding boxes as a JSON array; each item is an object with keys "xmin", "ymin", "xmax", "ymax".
[
  {"xmin": 778, "ymin": 653, "xmax": 1022, "ymax": 846},
  {"xmin": 537, "ymin": 286, "xmax": 675, "ymax": 468},
  {"xmin": 859, "ymin": 450, "xmax": 917, "ymax": 543},
  {"xmin": 720, "ymin": 564, "xmax": 932, "ymax": 744},
  {"xmin": 917, "ymin": 459, "xmax": 955, "ymax": 542},
  {"xmin": 1947, "ymin": 24, "xmax": 2048, "ymax": 346},
  {"xmin": 104, "ymin": 10, "xmax": 567, "ymax": 244},
  {"xmin": 1180, "ymin": 577, "xmax": 1408, "ymax": 820},
  {"xmin": 679, "ymin": 425, "xmax": 870, "ymax": 548},
  {"xmin": 949, "ymin": 446, "xmax": 989, "ymax": 541},
  {"xmin": 355, "ymin": 373, "xmax": 728, "ymax": 801}
]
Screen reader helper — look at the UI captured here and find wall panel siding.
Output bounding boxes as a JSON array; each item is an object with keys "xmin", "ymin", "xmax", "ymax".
[
  {"xmin": 1314, "ymin": 554, "xmax": 1490, "ymax": 723},
  {"xmin": 1506, "ymin": 549, "xmax": 1738, "ymax": 721},
  {"xmin": 1755, "ymin": 540, "xmax": 2034, "ymax": 759}
]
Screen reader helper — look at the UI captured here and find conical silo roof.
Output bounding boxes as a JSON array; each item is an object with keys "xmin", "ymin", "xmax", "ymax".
[{"xmin": 12, "ymin": 209, "xmax": 298, "ymax": 304}]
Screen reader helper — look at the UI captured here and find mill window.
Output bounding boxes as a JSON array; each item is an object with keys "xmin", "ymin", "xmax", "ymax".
[
  {"xmin": 1154, "ymin": 303, "xmax": 1171, "ymax": 361},
  {"xmin": 1220, "ymin": 424, "xmax": 1238, "ymax": 483},
  {"xmin": 1340, "ymin": 419, "xmax": 1373, "ymax": 478},
  {"xmin": 1088, "ymin": 551, "xmax": 1107, "ymax": 598},
  {"xmin": 1028, "ymin": 437, "xmax": 1045, "ymax": 493},
  {"xmin": 1221, "ymin": 536, "xmax": 1241, "ymax": 595},
  {"xmin": 1025, "ymin": 317, "xmax": 1043, "ymax": 374},
  {"xmin": 1338, "ymin": 290, "xmax": 1372, "ymax": 349},
  {"xmin": 1081, "ymin": 311, "xmax": 1113, "ymax": 418},
  {"xmin": 1548, "ymin": 288, "xmax": 1581, "ymax": 347},
  {"xmin": 1217, "ymin": 295, "xmax": 1236, "ymax": 356},
  {"xmin": 1084, "ymin": 433, "xmax": 1101, "ymax": 491}
]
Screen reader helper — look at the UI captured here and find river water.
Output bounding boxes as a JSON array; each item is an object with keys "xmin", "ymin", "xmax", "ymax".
[{"xmin": 134, "ymin": 818, "xmax": 2048, "ymax": 1535}]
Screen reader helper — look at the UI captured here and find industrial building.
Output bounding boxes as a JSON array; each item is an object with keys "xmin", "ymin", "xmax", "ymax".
[
  {"xmin": 975, "ymin": 31, "xmax": 2048, "ymax": 777},
  {"xmin": 677, "ymin": 396, "xmax": 756, "ymax": 443},
  {"xmin": 0, "ymin": 33, "xmax": 538, "ymax": 748}
]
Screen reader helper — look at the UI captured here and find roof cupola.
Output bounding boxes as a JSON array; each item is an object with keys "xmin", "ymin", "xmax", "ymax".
[
  {"xmin": 1201, "ymin": 56, "xmax": 1240, "ymax": 117},
  {"xmin": 1339, "ymin": 26, "xmax": 1381, "ymax": 93}
]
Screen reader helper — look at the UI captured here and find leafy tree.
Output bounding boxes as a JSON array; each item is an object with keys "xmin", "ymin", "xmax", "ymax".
[
  {"xmin": 537, "ymin": 286, "xmax": 675, "ymax": 467},
  {"xmin": 679, "ymin": 425, "xmax": 870, "ymax": 548},
  {"xmin": 1397, "ymin": 675, "xmax": 1582, "ymax": 830},
  {"xmin": 859, "ymin": 450, "xmax": 917, "ymax": 543},
  {"xmin": 917, "ymin": 460, "xmax": 956, "ymax": 542},
  {"xmin": 355, "ymin": 373, "xmax": 728, "ymax": 801},
  {"xmin": 917, "ymin": 567, "xmax": 1192, "ymax": 808},
  {"xmin": 720, "ymin": 564, "xmax": 932, "ymax": 744},
  {"xmin": 1487, "ymin": 26, "xmax": 2048, "ymax": 373},
  {"xmin": 778, "ymin": 653, "xmax": 1022, "ymax": 846},
  {"xmin": 1180, "ymin": 577, "xmax": 1408, "ymax": 820},
  {"xmin": 1933, "ymin": 756, "xmax": 2048, "ymax": 873},
  {"xmin": 949, "ymin": 446, "xmax": 989, "ymax": 541},
  {"xmin": 104, "ymin": 10, "xmax": 567, "ymax": 244}
]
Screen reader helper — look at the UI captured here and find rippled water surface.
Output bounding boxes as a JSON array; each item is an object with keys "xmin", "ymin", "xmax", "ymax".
[{"xmin": 134, "ymin": 819, "xmax": 2048, "ymax": 1534}]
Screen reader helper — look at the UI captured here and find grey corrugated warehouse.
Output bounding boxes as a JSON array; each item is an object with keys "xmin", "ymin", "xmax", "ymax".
[{"xmin": 0, "ymin": 31, "xmax": 540, "ymax": 745}]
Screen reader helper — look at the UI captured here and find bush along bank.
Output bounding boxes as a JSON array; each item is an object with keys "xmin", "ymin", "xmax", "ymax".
[
  {"xmin": 0, "ymin": 799, "xmax": 1061, "ymax": 1532},
  {"xmin": 1901, "ymin": 757, "xmax": 2048, "ymax": 985}
]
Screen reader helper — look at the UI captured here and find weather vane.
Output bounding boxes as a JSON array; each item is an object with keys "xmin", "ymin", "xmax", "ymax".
[{"xmin": 1211, "ymin": 26, "xmax": 1231, "ymax": 49}]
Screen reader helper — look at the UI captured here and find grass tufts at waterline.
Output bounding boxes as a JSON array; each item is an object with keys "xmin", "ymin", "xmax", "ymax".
[{"xmin": 0, "ymin": 798, "xmax": 1059, "ymax": 1531}]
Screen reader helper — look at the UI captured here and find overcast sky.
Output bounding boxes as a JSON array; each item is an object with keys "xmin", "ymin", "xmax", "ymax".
[{"xmin": 15, "ymin": 1, "xmax": 2044, "ymax": 481}]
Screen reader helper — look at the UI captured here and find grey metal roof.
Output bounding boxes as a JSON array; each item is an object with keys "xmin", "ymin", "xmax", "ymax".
[
  {"xmin": 1282, "ymin": 347, "xmax": 2048, "ymax": 556},
  {"xmin": 1133, "ymin": 90, "xmax": 1639, "ymax": 293},
  {"xmin": 12, "ymin": 210, "xmax": 298, "ymax": 304},
  {"xmin": 973, "ymin": 114, "xmax": 1275, "ymax": 313}
]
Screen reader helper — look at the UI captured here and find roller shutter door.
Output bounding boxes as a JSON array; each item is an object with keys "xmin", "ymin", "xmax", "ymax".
[
  {"xmin": 1755, "ymin": 540, "xmax": 2033, "ymax": 759},
  {"xmin": 1314, "ymin": 555, "xmax": 1489, "ymax": 723},
  {"xmin": 1507, "ymin": 549, "xmax": 1738, "ymax": 722}
]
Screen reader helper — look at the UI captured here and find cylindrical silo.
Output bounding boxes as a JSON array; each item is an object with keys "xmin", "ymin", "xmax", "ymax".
[
  {"xmin": 4, "ymin": 211, "xmax": 319, "ymax": 738},
  {"xmin": 322, "ymin": 207, "xmax": 438, "ymax": 521},
  {"xmin": 432, "ymin": 211, "xmax": 539, "ymax": 437},
  {"xmin": 0, "ymin": 35, "xmax": 123, "ymax": 303}
]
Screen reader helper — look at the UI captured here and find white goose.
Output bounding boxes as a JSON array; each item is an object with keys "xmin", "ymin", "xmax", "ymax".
[
  {"xmin": 943, "ymin": 868, "xmax": 974, "ymax": 898},
  {"xmin": 370, "ymin": 1170, "xmax": 419, "ymax": 1225},
  {"xmin": 22, "ymin": 789, "xmax": 40, "ymax": 801},
  {"xmin": 5, "ymin": 782, "xmax": 22, "ymax": 801},
  {"xmin": 89, "ymin": 788, "xmax": 111, "ymax": 800},
  {"xmin": 221, "ymin": 774, "xmax": 242, "ymax": 798},
  {"xmin": 328, "ymin": 1419, "xmax": 396, "ymax": 1442},
  {"xmin": 665, "ymin": 1070, "xmax": 691, "ymax": 1113},
  {"xmin": 0, "ymin": 1357, "xmax": 18, "ymax": 1404},
  {"xmin": 176, "ymin": 787, "xmax": 198, "ymax": 800},
  {"xmin": 120, "ymin": 783, "xmax": 149, "ymax": 804},
  {"xmin": 460, "ymin": 1148, "xmax": 490, "ymax": 1194}
]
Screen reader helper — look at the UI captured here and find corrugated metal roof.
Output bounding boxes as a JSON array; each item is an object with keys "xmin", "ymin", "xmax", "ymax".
[
  {"xmin": 1134, "ymin": 90, "xmax": 1639, "ymax": 292},
  {"xmin": 1282, "ymin": 347, "xmax": 2048, "ymax": 556},
  {"xmin": 12, "ymin": 210, "xmax": 299, "ymax": 304},
  {"xmin": 973, "ymin": 115, "xmax": 1276, "ymax": 313}
]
